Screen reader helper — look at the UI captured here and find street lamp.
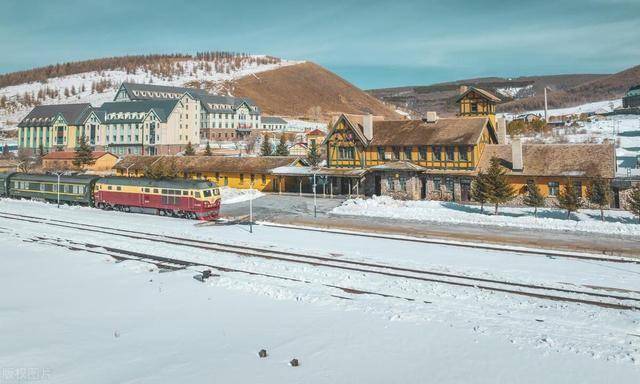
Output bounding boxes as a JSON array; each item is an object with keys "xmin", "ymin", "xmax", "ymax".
[
  {"xmin": 52, "ymin": 171, "xmax": 63, "ymax": 208},
  {"xmin": 313, "ymin": 172, "xmax": 317, "ymax": 218},
  {"xmin": 249, "ymin": 181, "xmax": 254, "ymax": 233}
]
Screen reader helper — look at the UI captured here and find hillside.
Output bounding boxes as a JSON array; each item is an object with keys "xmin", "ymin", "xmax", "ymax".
[
  {"xmin": 228, "ymin": 62, "xmax": 400, "ymax": 119},
  {"xmin": 367, "ymin": 73, "xmax": 611, "ymax": 117},
  {"xmin": 501, "ymin": 65, "xmax": 640, "ymax": 112},
  {"xmin": 0, "ymin": 55, "xmax": 399, "ymax": 130}
]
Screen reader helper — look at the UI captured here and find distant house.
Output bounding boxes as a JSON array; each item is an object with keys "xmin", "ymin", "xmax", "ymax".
[
  {"xmin": 305, "ymin": 129, "xmax": 326, "ymax": 148},
  {"xmin": 288, "ymin": 142, "xmax": 308, "ymax": 156},
  {"xmin": 514, "ymin": 113, "xmax": 541, "ymax": 123},
  {"xmin": 622, "ymin": 85, "xmax": 640, "ymax": 109},
  {"xmin": 261, "ymin": 116, "xmax": 288, "ymax": 131},
  {"xmin": 42, "ymin": 151, "xmax": 119, "ymax": 171}
]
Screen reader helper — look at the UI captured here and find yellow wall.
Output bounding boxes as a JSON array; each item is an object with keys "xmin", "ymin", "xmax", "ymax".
[
  {"xmin": 117, "ymin": 169, "xmax": 277, "ymax": 191},
  {"xmin": 508, "ymin": 176, "xmax": 590, "ymax": 198},
  {"xmin": 458, "ymin": 91, "xmax": 497, "ymax": 128}
]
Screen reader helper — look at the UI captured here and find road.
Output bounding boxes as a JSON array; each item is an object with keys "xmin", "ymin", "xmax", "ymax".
[{"xmin": 221, "ymin": 194, "xmax": 640, "ymax": 257}]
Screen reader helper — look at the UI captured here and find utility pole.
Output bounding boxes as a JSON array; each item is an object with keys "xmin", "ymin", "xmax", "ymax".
[
  {"xmin": 53, "ymin": 171, "xmax": 63, "ymax": 208},
  {"xmin": 544, "ymin": 87, "xmax": 549, "ymax": 122}
]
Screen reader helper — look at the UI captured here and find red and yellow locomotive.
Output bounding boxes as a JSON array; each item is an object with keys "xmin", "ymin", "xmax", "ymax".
[{"xmin": 94, "ymin": 177, "xmax": 220, "ymax": 220}]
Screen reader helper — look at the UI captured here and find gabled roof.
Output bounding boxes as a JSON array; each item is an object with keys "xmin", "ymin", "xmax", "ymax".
[
  {"xmin": 262, "ymin": 116, "xmax": 288, "ymax": 125},
  {"xmin": 323, "ymin": 114, "xmax": 370, "ymax": 146},
  {"xmin": 118, "ymin": 82, "xmax": 210, "ymax": 100},
  {"xmin": 306, "ymin": 129, "xmax": 325, "ymax": 136},
  {"xmin": 455, "ymin": 86, "xmax": 501, "ymax": 103},
  {"xmin": 43, "ymin": 151, "xmax": 117, "ymax": 160},
  {"xmin": 479, "ymin": 143, "xmax": 616, "ymax": 178},
  {"xmin": 99, "ymin": 100, "xmax": 179, "ymax": 123},
  {"xmin": 327, "ymin": 114, "xmax": 495, "ymax": 147},
  {"xmin": 19, "ymin": 103, "xmax": 92, "ymax": 127}
]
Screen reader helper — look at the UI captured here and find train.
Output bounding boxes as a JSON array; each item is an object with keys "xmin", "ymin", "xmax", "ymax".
[{"xmin": 0, "ymin": 172, "xmax": 221, "ymax": 221}]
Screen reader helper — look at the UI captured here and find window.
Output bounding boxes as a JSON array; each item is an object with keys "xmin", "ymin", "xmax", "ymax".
[
  {"xmin": 108, "ymin": 186, "xmax": 112, "ymax": 190},
  {"xmin": 153, "ymin": 189, "xmax": 158, "ymax": 193},
  {"xmin": 261, "ymin": 174, "xmax": 266, "ymax": 184},
  {"xmin": 250, "ymin": 174, "xmax": 255, "ymax": 183},
  {"xmin": 240, "ymin": 174, "xmax": 244, "ymax": 184},
  {"xmin": 418, "ymin": 146, "xmax": 427, "ymax": 160},
  {"xmin": 194, "ymin": 191, "xmax": 201, "ymax": 198},
  {"xmin": 392, "ymin": 146, "xmax": 400, "ymax": 160},
  {"xmin": 116, "ymin": 186, "xmax": 121, "ymax": 191},
  {"xmin": 399, "ymin": 177, "xmax": 407, "ymax": 191},
  {"xmin": 446, "ymin": 146, "xmax": 455, "ymax": 161},
  {"xmin": 433, "ymin": 177, "xmax": 441, "ymax": 190},
  {"xmin": 471, "ymin": 103, "xmax": 478, "ymax": 113},
  {"xmin": 338, "ymin": 147, "xmax": 355, "ymax": 160},
  {"xmin": 404, "ymin": 147, "xmax": 412, "ymax": 160},
  {"xmin": 377, "ymin": 146, "xmax": 385, "ymax": 160},
  {"xmin": 387, "ymin": 176, "xmax": 395, "ymax": 192},
  {"xmin": 203, "ymin": 189, "xmax": 212, "ymax": 197},
  {"xmin": 445, "ymin": 177, "xmax": 454, "ymax": 192},
  {"xmin": 183, "ymin": 191, "xmax": 189, "ymax": 196},
  {"xmin": 433, "ymin": 146, "xmax": 442, "ymax": 161},
  {"xmin": 459, "ymin": 146, "xmax": 469, "ymax": 161},
  {"xmin": 573, "ymin": 181, "xmax": 583, "ymax": 197},
  {"xmin": 548, "ymin": 182, "xmax": 559, "ymax": 197}
]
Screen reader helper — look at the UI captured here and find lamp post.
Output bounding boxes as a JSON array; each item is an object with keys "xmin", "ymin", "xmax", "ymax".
[
  {"xmin": 53, "ymin": 171, "xmax": 63, "ymax": 208},
  {"xmin": 313, "ymin": 172, "xmax": 317, "ymax": 218},
  {"xmin": 249, "ymin": 181, "xmax": 254, "ymax": 234},
  {"xmin": 124, "ymin": 162, "xmax": 136, "ymax": 177}
]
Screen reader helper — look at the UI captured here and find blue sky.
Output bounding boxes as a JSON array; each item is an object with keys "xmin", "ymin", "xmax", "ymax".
[{"xmin": 1, "ymin": 0, "xmax": 639, "ymax": 89}]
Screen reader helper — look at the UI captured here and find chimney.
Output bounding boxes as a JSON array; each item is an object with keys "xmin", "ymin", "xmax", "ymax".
[
  {"xmin": 512, "ymin": 137, "xmax": 523, "ymax": 172},
  {"xmin": 459, "ymin": 85, "xmax": 468, "ymax": 95},
  {"xmin": 496, "ymin": 117, "xmax": 507, "ymax": 144},
  {"xmin": 423, "ymin": 111, "xmax": 439, "ymax": 123},
  {"xmin": 363, "ymin": 114, "xmax": 373, "ymax": 140}
]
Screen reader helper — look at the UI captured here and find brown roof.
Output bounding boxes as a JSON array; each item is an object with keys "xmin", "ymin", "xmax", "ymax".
[
  {"xmin": 114, "ymin": 155, "xmax": 304, "ymax": 174},
  {"xmin": 455, "ymin": 87, "xmax": 501, "ymax": 102},
  {"xmin": 366, "ymin": 117, "xmax": 492, "ymax": 146},
  {"xmin": 306, "ymin": 129, "xmax": 325, "ymax": 136},
  {"xmin": 43, "ymin": 151, "xmax": 116, "ymax": 160},
  {"xmin": 479, "ymin": 144, "xmax": 616, "ymax": 178}
]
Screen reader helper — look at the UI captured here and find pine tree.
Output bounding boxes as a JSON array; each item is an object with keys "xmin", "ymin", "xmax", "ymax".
[
  {"xmin": 523, "ymin": 180, "xmax": 545, "ymax": 217},
  {"xmin": 626, "ymin": 184, "xmax": 640, "ymax": 223},
  {"xmin": 204, "ymin": 141, "xmax": 212, "ymax": 156},
  {"xmin": 184, "ymin": 141, "xmax": 196, "ymax": 156},
  {"xmin": 307, "ymin": 141, "xmax": 321, "ymax": 166},
  {"xmin": 275, "ymin": 135, "xmax": 289, "ymax": 156},
  {"xmin": 260, "ymin": 134, "xmax": 273, "ymax": 156},
  {"xmin": 587, "ymin": 177, "xmax": 612, "ymax": 222},
  {"xmin": 557, "ymin": 181, "xmax": 583, "ymax": 219},
  {"xmin": 72, "ymin": 135, "xmax": 95, "ymax": 169},
  {"xmin": 470, "ymin": 172, "xmax": 490, "ymax": 214},
  {"xmin": 484, "ymin": 157, "xmax": 516, "ymax": 214}
]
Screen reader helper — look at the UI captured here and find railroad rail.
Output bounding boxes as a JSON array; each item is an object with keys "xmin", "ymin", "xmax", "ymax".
[{"xmin": 1, "ymin": 211, "xmax": 639, "ymax": 311}]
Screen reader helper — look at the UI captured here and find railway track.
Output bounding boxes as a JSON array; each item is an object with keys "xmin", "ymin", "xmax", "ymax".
[{"xmin": 1, "ymin": 211, "xmax": 640, "ymax": 311}]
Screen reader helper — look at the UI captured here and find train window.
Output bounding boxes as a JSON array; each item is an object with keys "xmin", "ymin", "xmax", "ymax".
[
  {"xmin": 153, "ymin": 189, "xmax": 158, "ymax": 193},
  {"xmin": 183, "ymin": 190, "xmax": 189, "ymax": 196},
  {"xmin": 194, "ymin": 191, "xmax": 201, "ymax": 198},
  {"xmin": 108, "ymin": 186, "xmax": 112, "ymax": 190},
  {"xmin": 40, "ymin": 184, "xmax": 46, "ymax": 192},
  {"xmin": 161, "ymin": 189, "xmax": 167, "ymax": 194},
  {"xmin": 116, "ymin": 186, "xmax": 122, "ymax": 191},
  {"xmin": 213, "ymin": 188, "xmax": 220, "ymax": 196},
  {"xmin": 203, "ymin": 190, "xmax": 212, "ymax": 197}
]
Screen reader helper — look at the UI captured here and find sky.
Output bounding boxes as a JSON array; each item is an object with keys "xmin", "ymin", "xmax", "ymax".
[{"xmin": 1, "ymin": 0, "xmax": 639, "ymax": 89}]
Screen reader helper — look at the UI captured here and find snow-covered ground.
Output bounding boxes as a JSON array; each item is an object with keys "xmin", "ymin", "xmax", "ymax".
[
  {"xmin": 220, "ymin": 186, "xmax": 264, "ymax": 204},
  {"xmin": 0, "ymin": 199, "xmax": 639, "ymax": 383},
  {"xmin": 0, "ymin": 56, "xmax": 303, "ymax": 128},
  {"xmin": 332, "ymin": 196, "xmax": 640, "ymax": 236}
]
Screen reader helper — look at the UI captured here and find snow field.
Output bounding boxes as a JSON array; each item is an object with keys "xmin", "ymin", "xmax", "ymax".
[{"xmin": 331, "ymin": 195, "xmax": 640, "ymax": 237}]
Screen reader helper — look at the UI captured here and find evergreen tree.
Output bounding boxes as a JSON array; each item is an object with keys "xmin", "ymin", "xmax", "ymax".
[
  {"xmin": 204, "ymin": 141, "xmax": 212, "ymax": 156},
  {"xmin": 484, "ymin": 157, "xmax": 516, "ymax": 214},
  {"xmin": 470, "ymin": 172, "xmax": 490, "ymax": 214},
  {"xmin": 587, "ymin": 176, "xmax": 612, "ymax": 222},
  {"xmin": 626, "ymin": 184, "xmax": 640, "ymax": 223},
  {"xmin": 307, "ymin": 141, "xmax": 321, "ymax": 166},
  {"xmin": 557, "ymin": 181, "xmax": 583, "ymax": 219},
  {"xmin": 72, "ymin": 135, "xmax": 95, "ymax": 169},
  {"xmin": 275, "ymin": 135, "xmax": 289, "ymax": 156},
  {"xmin": 522, "ymin": 180, "xmax": 545, "ymax": 217},
  {"xmin": 260, "ymin": 134, "xmax": 272, "ymax": 156},
  {"xmin": 183, "ymin": 141, "xmax": 196, "ymax": 156}
]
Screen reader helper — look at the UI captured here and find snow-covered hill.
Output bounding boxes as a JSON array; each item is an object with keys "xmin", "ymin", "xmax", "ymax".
[{"xmin": 0, "ymin": 56, "xmax": 302, "ymax": 130}]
